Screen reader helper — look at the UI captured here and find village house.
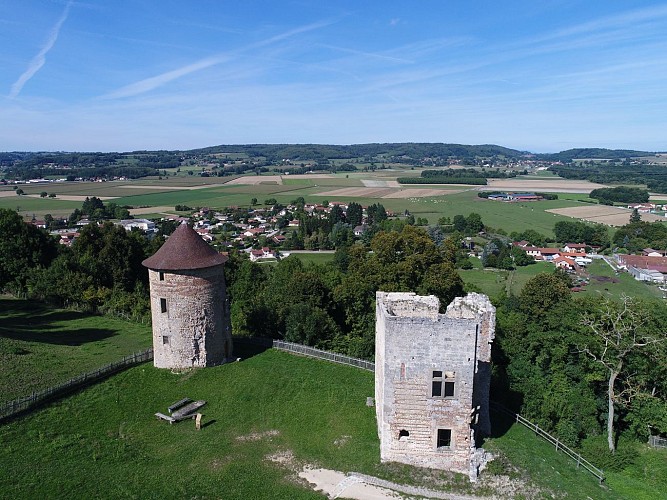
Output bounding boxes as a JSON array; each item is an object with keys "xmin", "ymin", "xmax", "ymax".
[
  {"xmin": 118, "ymin": 218, "xmax": 156, "ymax": 233},
  {"xmin": 562, "ymin": 243, "xmax": 587, "ymax": 253},
  {"xmin": 628, "ymin": 203, "xmax": 655, "ymax": 213},
  {"xmin": 643, "ymin": 248, "xmax": 665, "ymax": 257},
  {"xmin": 523, "ymin": 246, "xmax": 542, "ymax": 259},
  {"xmin": 537, "ymin": 248, "xmax": 561, "ymax": 261},
  {"xmin": 553, "ymin": 256, "xmax": 577, "ymax": 271}
]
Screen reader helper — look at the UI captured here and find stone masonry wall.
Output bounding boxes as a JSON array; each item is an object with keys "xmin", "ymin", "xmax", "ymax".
[
  {"xmin": 148, "ymin": 266, "xmax": 231, "ymax": 369},
  {"xmin": 375, "ymin": 292, "xmax": 495, "ymax": 480}
]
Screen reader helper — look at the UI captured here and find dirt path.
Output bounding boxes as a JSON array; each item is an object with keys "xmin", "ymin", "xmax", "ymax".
[{"xmin": 300, "ymin": 468, "xmax": 487, "ymax": 499}]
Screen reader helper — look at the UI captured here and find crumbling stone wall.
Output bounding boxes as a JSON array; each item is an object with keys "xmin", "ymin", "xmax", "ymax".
[
  {"xmin": 148, "ymin": 266, "xmax": 231, "ymax": 369},
  {"xmin": 375, "ymin": 292, "xmax": 495, "ymax": 481}
]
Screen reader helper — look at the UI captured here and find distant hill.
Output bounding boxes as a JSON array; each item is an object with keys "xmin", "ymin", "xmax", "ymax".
[
  {"xmin": 190, "ymin": 143, "xmax": 527, "ymax": 161},
  {"xmin": 538, "ymin": 148, "xmax": 657, "ymax": 161},
  {"xmin": 4, "ymin": 144, "xmax": 666, "ymax": 182}
]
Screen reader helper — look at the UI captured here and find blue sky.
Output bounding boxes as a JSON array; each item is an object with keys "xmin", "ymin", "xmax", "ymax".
[{"xmin": 1, "ymin": 1, "xmax": 666, "ymax": 153}]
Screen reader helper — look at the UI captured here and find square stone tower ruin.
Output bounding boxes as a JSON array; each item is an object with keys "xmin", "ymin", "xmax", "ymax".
[
  {"xmin": 375, "ymin": 292, "xmax": 495, "ymax": 481},
  {"xmin": 142, "ymin": 222, "xmax": 232, "ymax": 369}
]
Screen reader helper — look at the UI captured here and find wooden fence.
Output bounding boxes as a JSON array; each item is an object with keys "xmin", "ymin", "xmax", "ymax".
[
  {"xmin": 649, "ymin": 435, "xmax": 667, "ymax": 449},
  {"xmin": 491, "ymin": 402, "xmax": 605, "ymax": 484},
  {"xmin": 0, "ymin": 348, "xmax": 153, "ymax": 422}
]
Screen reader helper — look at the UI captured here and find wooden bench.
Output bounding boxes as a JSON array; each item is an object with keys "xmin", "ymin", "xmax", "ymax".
[
  {"xmin": 155, "ymin": 412, "xmax": 175, "ymax": 423},
  {"xmin": 172, "ymin": 400, "xmax": 207, "ymax": 420},
  {"xmin": 168, "ymin": 398, "xmax": 192, "ymax": 414}
]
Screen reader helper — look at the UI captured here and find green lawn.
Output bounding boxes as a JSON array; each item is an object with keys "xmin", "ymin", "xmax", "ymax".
[
  {"xmin": 459, "ymin": 258, "xmax": 663, "ymax": 303},
  {"xmin": 0, "ymin": 350, "xmax": 377, "ymax": 499},
  {"xmin": 1, "ymin": 346, "xmax": 661, "ymax": 498},
  {"xmin": 460, "ymin": 261, "xmax": 553, "ymax": 299},
  {"xmin": 285, "ymin": 252, "xmax": 335, "ymax": 265},
  {"xmin": 0, "ymin": 298, "xmax": 151, "ymax": 402}
]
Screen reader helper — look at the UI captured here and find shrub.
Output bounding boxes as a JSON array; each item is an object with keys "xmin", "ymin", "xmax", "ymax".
[{"xmin": 579, "ymin": 436, "xmax": 639, "ymax": 472}]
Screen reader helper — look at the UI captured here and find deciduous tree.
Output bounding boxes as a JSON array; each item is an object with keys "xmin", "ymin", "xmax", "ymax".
[{"xmin": 580, "ymin": 296, "xmax": 666, "ymax": 452}]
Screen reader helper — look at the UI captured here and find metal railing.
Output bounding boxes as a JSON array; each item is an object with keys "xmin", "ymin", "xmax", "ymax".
[
  {"xmin": 272, "ymin": 340, "xmax": 375, "ymax": 372},
  {"xmin": 649, "ymin": 435, "xmax": 667, "ymax": 449},
  {"xmin": 233, "ymin": 337, "xmax": 375, "ymax": 372}
]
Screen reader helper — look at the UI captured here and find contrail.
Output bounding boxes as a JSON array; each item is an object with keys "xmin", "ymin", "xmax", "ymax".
[
  {"xmin": 103, "ymin": 19, "xmax": 336, "ymax": 99},
  {"xmin": 9, "ymin": 1, "xmax": 73, "ymax": 99}
]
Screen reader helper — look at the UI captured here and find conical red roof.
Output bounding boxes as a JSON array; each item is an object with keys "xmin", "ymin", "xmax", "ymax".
[{"xmin": 142, "ymin": 222, "xmax": 228, "ymax": 271}]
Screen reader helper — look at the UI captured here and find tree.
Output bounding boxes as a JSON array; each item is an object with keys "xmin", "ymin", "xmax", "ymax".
[
  {"xmin": 15, "ymin": 188, "xmax": 24, "ymax": 195},
  {"xmin": 0, "ymin": 208, "xmax": 58, "ymax": 293},
  {"xmin": 453, "ymin": 214, "xmax": 467, "ymax": 232},
  {"xmin": 630, "ymin": 208, "xmax": 641, "ymax": 224},
  {"xmin": 40, "ymin": 191, "xmax": 48, "ymax": 198},
  {"xmin": 346, "ymin": 202, "xmax": 363, "ymax": 227},
  {"xmin": 580, "ymin": 297, "xmax": 666, "ymax": 452},
  {"xmin": 367, "ymin": 203, "xmax": 387, "ymax": 225},
  {"xmin": 466, "ymin": 213, "xmax": 484, "ymax": 233},
  {"xmin": 251, "ymin": 198, "xmax": 257, "ymax": 206},
  {"xmin": 519, "ymin": 272, "xmax": 571, "ymax": 325},
  {"xmin": 329, "ymin": 205, "xmax": 345, "ymax": 225}
]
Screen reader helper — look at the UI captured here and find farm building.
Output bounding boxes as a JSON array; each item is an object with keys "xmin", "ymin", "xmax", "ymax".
[
  {"xmin": 617, "ymin": 254, "xmax": 667, "ymax": 283},
  {"xmin": 509, "ymin": 193, "xmax": 542, "ymax": 201}
]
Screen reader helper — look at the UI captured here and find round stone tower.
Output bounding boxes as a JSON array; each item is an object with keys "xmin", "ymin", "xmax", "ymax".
[{"xmin": 142, "ymin": 222, "xmax": 232, "ymax": 369}]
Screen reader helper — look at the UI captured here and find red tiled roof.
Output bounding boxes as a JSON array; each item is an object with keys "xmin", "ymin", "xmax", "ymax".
[
  {"xmin": 538, "ymin": 248, "xmax": 560, "ymax": 254},
  {"xmin": 619, "ymin": 254, "xmax": 667, "ymax": 272},
  {"xmin": 142, "ymin": 222, "xmax": 227, "ymax": 271}
]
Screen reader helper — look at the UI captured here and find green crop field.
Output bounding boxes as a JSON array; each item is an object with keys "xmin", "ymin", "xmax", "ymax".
[
  {"xmin": 0, "ymin": 298, "xmax": 151, "ymax": 401},
  {"xmin": 3, "ymin": 171, "xmax": 603, "ymax": 236}
]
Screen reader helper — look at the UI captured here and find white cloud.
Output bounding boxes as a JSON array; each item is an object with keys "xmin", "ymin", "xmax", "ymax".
[{"xmin": 8, "ymin": 1, "xmax": 72, "ymax": 99}]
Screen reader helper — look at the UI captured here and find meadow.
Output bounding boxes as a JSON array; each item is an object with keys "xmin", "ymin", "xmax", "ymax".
[
  {"xmin": 0, "ymin": 298, "xmax": 151, "ymax": 401},
  {"xmin": 2, "ymin": 170, "xmax": 627, "ymax": 236},
  {"xmin": 2, "ymin": 345, "xmax": 657, "ymax": 500}
]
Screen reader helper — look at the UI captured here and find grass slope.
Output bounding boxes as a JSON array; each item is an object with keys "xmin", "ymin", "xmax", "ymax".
[
  {"xmin": 486, "ymin": 410, "xmax": 667, "ymax": 500},
  {"xmin": 0, "ymin": 298, "xmax": 151, "ymax": 401},
  {"xmin": 2, "ymin": 345, "xmax": 660, "ymax": 499},
  {"xmin": 0, "ymin": 350, "xmax": 376, "ymax": 499}
]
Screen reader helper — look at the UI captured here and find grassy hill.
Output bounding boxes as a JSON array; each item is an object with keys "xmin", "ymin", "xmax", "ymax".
[
  {"xmin": 2, "ymin": 300, "xmax": 665, "ymax": 498},
  {"xmin": 0, "ymin": 297, "xmax": 151, "ymax": 401},
  {"xmin": 3, "ymin": 344, "xmax": 664, "ymax": 499}
]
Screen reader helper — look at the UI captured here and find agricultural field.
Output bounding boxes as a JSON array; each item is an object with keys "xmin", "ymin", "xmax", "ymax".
[
  {"xmin": 0, "ymin": 298, "xmax": 151, "ymax": 402},
  {"xmin": 484, "ymin": 178, "xmax": 608, "ymax": 193},
  {"xmin": 1, "ymin": 346, "xmax": 655, "ymax": 499},
  {"xmin": 547, "ymin": 206, "xmax": 666, "ymax": 226},
  {"xmin": 4, "ymin": 170, "xmax": 662, "ymax": 237},
  {"xmin": 578, "ymin": 259, "xmax": 663, "ymax": 301}
]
